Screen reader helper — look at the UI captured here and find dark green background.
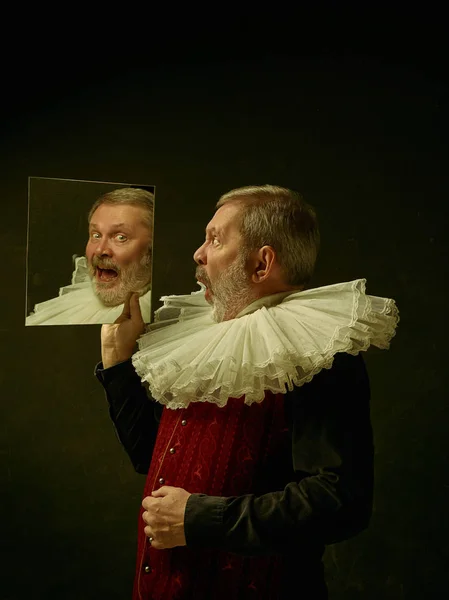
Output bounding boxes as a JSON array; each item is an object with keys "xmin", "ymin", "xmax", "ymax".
[{"xmin": 1, "ymin": 22, "xmax": 448, "ymax": 600}]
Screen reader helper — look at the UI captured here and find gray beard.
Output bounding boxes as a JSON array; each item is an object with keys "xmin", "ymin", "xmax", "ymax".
[
  {"xmin": 89, "ymin": 256, "xmax": 152, "ymax": 307},
  {"xmin": 210, "ymin": 254, "xmax": 254, "ymax": 322},
  {"xmin": 92, "ymin": 278, "xmax": 151, "ymax": 307}
]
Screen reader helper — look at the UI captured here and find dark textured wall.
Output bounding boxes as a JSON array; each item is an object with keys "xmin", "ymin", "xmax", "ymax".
[{"xmin": 1, "ymin": 40, "xmax": 447, "ymax": 599}]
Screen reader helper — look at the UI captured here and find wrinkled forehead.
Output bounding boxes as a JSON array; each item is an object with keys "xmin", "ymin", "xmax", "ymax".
[
  {"xmin": 90, "ymin": 204, "xmax": 152, "ymax": 233},
  {"xmin": 206, "ymin": 202, "xmax": 243, "ymax": 236}
]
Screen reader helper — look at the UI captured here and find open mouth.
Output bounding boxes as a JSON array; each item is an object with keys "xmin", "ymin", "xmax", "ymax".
[
  {"xmin": 96, "ymin": 267, "xmax": 119, "ymax": 282},
  {"xmin": 196, "ymin": 275, "xmax": 213, "ymax": 302}
]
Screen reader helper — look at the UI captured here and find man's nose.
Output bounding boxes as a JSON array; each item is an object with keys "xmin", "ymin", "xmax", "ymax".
[
  {"xmin": 96, "ymin": 239, "xmax": 113, "ymax": 257},
  {"xmin": 193, "ymin": 242, "xmax": 207, "ymax": 265}
]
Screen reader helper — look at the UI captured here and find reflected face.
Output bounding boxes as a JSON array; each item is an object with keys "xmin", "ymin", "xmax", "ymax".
[
  {"xmin": 193, "ymin": 202, "xmax": 252, "ymax": 322},
  {"xmin": 86, "ymin": 203, "xmax": 152, "ymax": 306}
]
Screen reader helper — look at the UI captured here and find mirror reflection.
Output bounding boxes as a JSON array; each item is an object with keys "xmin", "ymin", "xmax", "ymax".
[{"xmin": 25, "ymin": 177, "xmax": 155, "ymax": 325}]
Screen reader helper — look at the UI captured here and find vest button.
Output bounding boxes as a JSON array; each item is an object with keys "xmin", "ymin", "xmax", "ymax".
[
  {"xmin": 159, "ymin": 477, "xmax": 165, "ymax": 485},
  {"xmin": 181, "ymin": 419, "xmax": 187, "ymax": 426},
  {"xmin": 169, "ymin": 447, "xmax": 176, "ymax": 454},
  {"xmin": 143, "ymin": 564, "xmax": 151, "ymax": 574}
]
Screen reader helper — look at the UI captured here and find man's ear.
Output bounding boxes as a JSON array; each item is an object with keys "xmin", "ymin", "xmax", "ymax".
[{"xmin": 251, "ymin": 246, "xmax": 276, "ymax": 283}]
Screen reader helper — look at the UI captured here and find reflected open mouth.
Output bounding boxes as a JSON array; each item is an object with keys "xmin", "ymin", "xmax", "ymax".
[{"xmin": 96, "ymin": 267, "xmax": 119, "ymax": 282}]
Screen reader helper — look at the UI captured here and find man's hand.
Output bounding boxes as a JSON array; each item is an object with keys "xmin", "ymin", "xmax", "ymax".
[
  {"xmin": 142, "ymin": 486, "xmax": 191, "ymax": 550},
  {"xmin": 101, "ymin": 293, "xmax": 146, "ymax": 368}
]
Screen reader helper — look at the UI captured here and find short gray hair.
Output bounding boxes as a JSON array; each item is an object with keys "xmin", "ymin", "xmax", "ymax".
[
  {"xmin": 88, "ymin": 187, "xmax": 154, "ymax": 230},
  {"xmin": 217, "ymin": 185, "xmax": 320, "ymax": 287}
]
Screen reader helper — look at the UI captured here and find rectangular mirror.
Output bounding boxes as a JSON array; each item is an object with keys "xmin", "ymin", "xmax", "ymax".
[{"xmin": 25, "ymin": 177, "xmax": 155, "ymax": 325}]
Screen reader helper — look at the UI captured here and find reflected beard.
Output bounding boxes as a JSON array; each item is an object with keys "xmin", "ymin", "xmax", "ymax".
[
  {"xmin": 197, "ymin": 254, "xmax": 253, "ymax": 322},
  {"xmin": 89, "ymin": 255, "xmax": 152, "ymax": 307}
]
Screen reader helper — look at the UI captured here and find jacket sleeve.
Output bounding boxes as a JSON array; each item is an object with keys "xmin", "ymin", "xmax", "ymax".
[
  {"xmin": 184, "ymin": 352, "xmax": 374, "ymax": 555},
  {"xmin": 95, "ymin": 359, "xmax": 162, "ymax": 474}
]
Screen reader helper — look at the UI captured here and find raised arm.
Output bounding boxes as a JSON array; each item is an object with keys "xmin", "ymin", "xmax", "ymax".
[{"xmin": 95, "ymin": 292, "xmax": 161, "ymax": 474}]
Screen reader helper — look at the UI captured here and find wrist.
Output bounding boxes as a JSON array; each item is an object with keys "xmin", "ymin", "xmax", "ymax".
[{"xmin": 102, "ymin": 348, "xmax": 133, "ymax": 369}]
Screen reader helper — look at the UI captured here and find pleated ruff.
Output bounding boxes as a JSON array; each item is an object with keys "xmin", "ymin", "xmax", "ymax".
[{"xmin": 133, "ymin": 279, "xmax": 399, "ymax": 408}]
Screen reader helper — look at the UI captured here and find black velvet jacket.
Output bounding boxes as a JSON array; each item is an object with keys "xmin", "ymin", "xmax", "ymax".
[{"xmin": 95, "ymin": 352, "xmax": 373, "ymax": 557}]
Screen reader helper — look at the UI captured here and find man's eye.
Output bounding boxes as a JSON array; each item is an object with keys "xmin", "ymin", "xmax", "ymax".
[
  {"xmin": 116, "ymin": 234, "xmax": 127, "ymax": 242},
  {"xmin": 212, "ymin": 238, "xmax": 220, "ymax": 246},
  {"xmin": 91, "ymin": 232, "xmax": 101, "ymax": 240}
]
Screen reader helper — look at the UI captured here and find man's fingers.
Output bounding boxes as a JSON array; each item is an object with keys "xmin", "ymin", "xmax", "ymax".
[
  {"xmin": 151, "ymin": 486, "xmax": 171, "ymax": 498},
  {"xmin": 144, "ymin": 527, "xmax": 163, "ymax": 549},
  {"xmin": 144, "ymin": 525, "xmax": 155, "ymax": 540},
  {"xmin": 142, "ymin": 510, "xmax": 154, "ymax": 525},
  {"xmin": 142, "ymin": 495, "xmax": 160, "ymax": 510}
]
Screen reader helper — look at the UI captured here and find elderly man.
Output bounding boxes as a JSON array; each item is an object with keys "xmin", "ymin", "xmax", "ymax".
[
  {"xmin": 96, "ymin": 185, "xmax": 398, "ymax": 599},
  {"xmin": 26, "ymin": 187, "xmax": 154, "ymax": 325}
]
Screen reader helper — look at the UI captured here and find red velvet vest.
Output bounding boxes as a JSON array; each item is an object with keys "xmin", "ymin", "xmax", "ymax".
[{"xmin": 133, "ymin": 392, "xmax": 292, "ymax": 600}]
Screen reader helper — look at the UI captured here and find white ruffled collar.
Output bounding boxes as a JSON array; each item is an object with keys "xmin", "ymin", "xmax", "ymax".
[
  {"xmin": 132, "ymin": 279, "xmax": 399, "ymax": 409},
  {"xmin": 235, "ymin": 289, "xmax": 301, "ymax": 317}
]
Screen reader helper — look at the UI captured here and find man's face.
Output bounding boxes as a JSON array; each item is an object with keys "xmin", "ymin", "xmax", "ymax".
[
  {"xmin": 86, "ymin": 203, "xmax": 152, "ymax": 306},
  {"xmin": 194, "ymin": 202, "xmax": 253, "ymax": 322}
]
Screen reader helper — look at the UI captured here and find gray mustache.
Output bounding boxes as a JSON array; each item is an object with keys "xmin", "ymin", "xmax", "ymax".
[
  {"xmin": 91, "ymin": 257, "xmax": 121, "ymax": 272},
  {"xmin": 195, "ymin": 267, "xmax": 211, "ymax": 287}
]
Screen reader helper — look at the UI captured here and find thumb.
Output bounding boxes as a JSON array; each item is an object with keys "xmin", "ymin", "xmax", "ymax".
[
  {"xmin": 152, "ymin": 486, "xmax": 171, "ymax": 498},
  {"xmin": 129, "ymin": 292, "xmax": 144, "ymax": 322},
  {"xmin": 122, "ymin": 292, "xmax": 133, "ymax": 318},
  {"xmin": 114, "ymin": 292, "xmax": 133, "ymax": 323}
]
